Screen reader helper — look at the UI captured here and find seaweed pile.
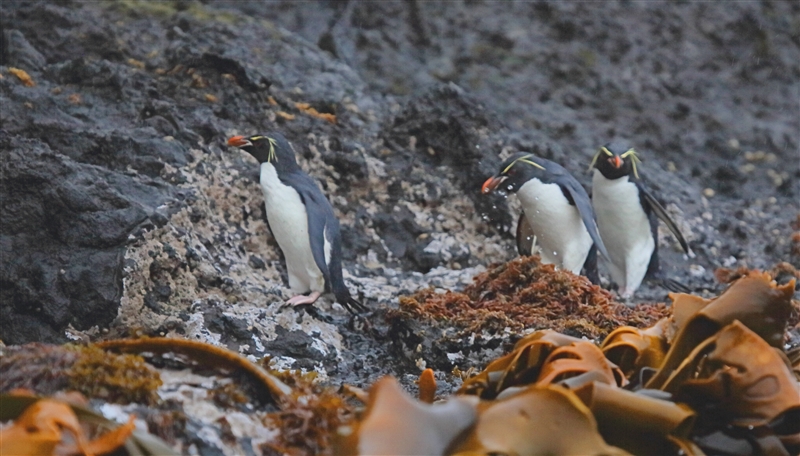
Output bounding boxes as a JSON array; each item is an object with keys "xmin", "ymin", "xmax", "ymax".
[
  {"xmin": 384, "ymin": 256, "xmax": 675, "ymax": 377},
  {"xmin": 394, "ymin": 255, "xmax": 671, "ymax": 339},
  {"xmin": 340, "ymin": 271, "xmax": 800, "ymax": 455},
  {"xmin": 2, "ymin": 267, "xmax": 797, "ymax": 455}
]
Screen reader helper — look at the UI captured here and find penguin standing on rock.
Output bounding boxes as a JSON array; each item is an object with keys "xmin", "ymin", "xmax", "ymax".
[
  {"xmin": 590, "ymin": 142, "xmax": 690, "ymax": 299},
  {"xmin": 482, "ymin": 152, "xmax": 608, "ymax": 282},
  {"xmin": 227, "ymin": 132, "xmax": 364, "ymax": 314}
]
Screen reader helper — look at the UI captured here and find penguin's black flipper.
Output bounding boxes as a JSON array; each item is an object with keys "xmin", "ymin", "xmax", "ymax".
[
  {"xmin": 636, "ymin": 183, "xmax": 690, "ymax": 254},
  {"xmin": 642, "ymin": 202, "xmax": 690, "ymax": 294},
  {"xmin": 516, "ymin": 212, "xmax": 535, "ymax": 256},
  {"xmin": 286, "ymin": 173, "xmax": 333, "ymax": 280},
  {"xmin": 645, "ymin": 208, "xmax": 661, "ymax": 278},
  {"xmin": 556, "ymin": 177, "xmax": 610, "ymax": 261},
  {"xmin": 581, "ymin": 244, "xmax": 600, "ymax": 284}
]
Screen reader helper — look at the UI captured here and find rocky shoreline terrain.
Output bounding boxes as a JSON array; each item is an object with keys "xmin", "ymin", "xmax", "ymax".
[{"xmin": 1, "ymin": 1, "xmax": 799, "ymax": 454}]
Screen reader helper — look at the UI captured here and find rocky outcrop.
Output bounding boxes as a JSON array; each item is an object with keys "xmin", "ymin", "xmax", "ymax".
[
  {"xmin": 1, "ymin": 1, "xmax": 797, "ymax": 358},
  {"xmin": 1, "ymin": 2, "xmax": 798, "ymax": 454}
]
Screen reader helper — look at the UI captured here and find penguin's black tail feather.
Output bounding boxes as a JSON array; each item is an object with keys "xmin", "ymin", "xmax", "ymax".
[
  {"xmin": 328, "ymin": 247, "xmax": 367, "ymax": 314},
  {"xmin": 659, "ymin": 277, "xmax": 691, "ymax": 294},
  {"xmin": 337, "ymin": 293, "xmax": 367, "ymax": 315},
  {"xmin": 332, "ymin": 275, "xmax": 366, "ymax": 314}
]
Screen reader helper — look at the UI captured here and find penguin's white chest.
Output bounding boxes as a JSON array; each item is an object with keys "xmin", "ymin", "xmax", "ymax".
[
  {"xmin": 591, "ymin": 171, "xmax": 654, "ymax": 294},
  {"xmin": 516, "ymin": 179, "xmax": 593, "ymax": 273},
  {"xmin": 259, "ymin": 163, "xmax": 325, "ymax": 293}
]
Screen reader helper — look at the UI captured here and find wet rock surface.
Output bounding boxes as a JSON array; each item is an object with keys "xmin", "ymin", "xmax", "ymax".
[{"xmin": 1, "ymin": 0, "xmax": 799, "ymax": 453}]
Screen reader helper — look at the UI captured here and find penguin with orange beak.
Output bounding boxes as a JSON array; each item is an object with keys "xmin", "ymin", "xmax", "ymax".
[
  {"xmin": 227, "ymin": 132, "xmax": 364, "ymax": 314},
  {"xmin": 590, "ymin": 141, "xmax": 690, "ymax": 299},
  {"xmin": 482, "ymin": 152, "xmax": 608, "ymax": 282}
]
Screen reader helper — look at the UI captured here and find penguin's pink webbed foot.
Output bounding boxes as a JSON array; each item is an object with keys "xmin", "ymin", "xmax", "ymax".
[{"xmin": 286, "ymin": 291, "xmax": 322, "ymax": 306}]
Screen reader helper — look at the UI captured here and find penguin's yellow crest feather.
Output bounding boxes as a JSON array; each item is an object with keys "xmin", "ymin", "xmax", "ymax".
[{"xmin": 503, "ymin": 153, "xmax": 544, "ymax": 174}]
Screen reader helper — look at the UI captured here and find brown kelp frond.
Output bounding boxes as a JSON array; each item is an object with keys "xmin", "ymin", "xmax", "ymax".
[
  {"xmin": 0, "ymin": 391, "xmax": 175, "ymax": 456},
  {"xmin": 97, "ymin": 337, "xmax": 291, "ymax": 404}
]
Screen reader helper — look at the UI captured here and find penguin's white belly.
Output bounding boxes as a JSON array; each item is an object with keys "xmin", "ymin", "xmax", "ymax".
[
  {"xmin": 592, "ymin": 172, "xmax": 654, "ymax": 294},
  {"xmin": 516, "ymin": 179, "xmax": 593, "ymax": 274},
  {"xmin": 259, "ymin": 163, "xmax": 325, "ymax": 293}
]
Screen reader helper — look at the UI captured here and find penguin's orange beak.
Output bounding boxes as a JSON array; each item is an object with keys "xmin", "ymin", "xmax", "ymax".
[
  {"xmin": 611, "ymin": 155, "xmax": 622, "ymax": 168},
  {"xmin": 227, "ymin": 135, "xmax": 250, "ymax": 148},
  {"xmin": 482, "ymin": 175, "xmax": 505, "ymax": 194}
]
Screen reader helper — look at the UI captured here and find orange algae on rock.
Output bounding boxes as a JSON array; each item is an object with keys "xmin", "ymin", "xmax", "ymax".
[
  {"xmin": 536, "ymin": 341, "xmax": 627, "ymax": 387},
  {"xmin": 8, "ymin": 67, "xmax": 35, "ymax": 86},
  {"xmin": 458, "ymin": 330, "xmax": 626, "ymax": 399},
  {"xmin": 395, "ymin": 255, "xmax": 670, "ymax": 338},
  {"xmin": 0, "ymin": 398, "xmax": 85, "ymax": 455},
  {"xmin": 295, "ymin": 102, "xmax": 337, "ymax": 124},
  {"xmin": 418, "ymin": 368, "xmax": 437, "ymax": 403},
  {"xmin": 457, "ymin": 330, "xmax": 583, "ymax": 398}
]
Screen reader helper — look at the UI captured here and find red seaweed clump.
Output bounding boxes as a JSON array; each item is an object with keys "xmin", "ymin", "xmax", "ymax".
[
  {"xmin": 262, "ymin": 370, "xmax": 357, "ymax": 456},
  {"xmin": 394, "ymin": 255, "xmax": 670, "ymax": 339}
]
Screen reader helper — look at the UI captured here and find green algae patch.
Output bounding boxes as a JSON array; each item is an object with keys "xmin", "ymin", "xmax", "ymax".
[
  {"xmin": 107, "ymin": 0, "xmax": 239, "ymax": 24},
  {"xmin": 0, "ymin": 343, "xmax": 161, "ymax": 406},
  {"xmin": 66, "ymin": 344, "xmax": 162, "ymax": 405}
]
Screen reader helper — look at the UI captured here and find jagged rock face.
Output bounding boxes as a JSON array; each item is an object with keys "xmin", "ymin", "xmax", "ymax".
[
  {"xmin": 0, "ymin": 0, "xmax": 798, "ymax": 353},
  {"xmin": 0, "ymin": 2, "xmax": 512, "ymax": 346}
]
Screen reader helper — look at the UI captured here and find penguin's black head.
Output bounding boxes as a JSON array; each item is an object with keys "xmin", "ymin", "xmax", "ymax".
[
  {"xmin": 482, "ymin": 152, "xmax": 549, "ymax": 194},
  {"xmin": 227, "ymin": 132, "xmax": 301, "ymax": 173},
  {"xmin": 590, "ymin": 141, "xmax": 641, "ymax": 180}
]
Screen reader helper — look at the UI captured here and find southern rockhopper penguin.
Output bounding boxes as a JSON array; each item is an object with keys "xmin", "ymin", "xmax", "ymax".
[
  {"xmin": 590, "ymin": 142, "xmax": 690, "ymax": 299},
  {"xmin": 227, "ymin": 132, "xmax": 365, "ymax": 314},
  {"xmin": 482, "ymin": 152, "xmax": 609, "ymax": 282}
]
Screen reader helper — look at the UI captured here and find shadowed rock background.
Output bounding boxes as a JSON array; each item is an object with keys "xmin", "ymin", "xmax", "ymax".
[{"xmin": 1, "ymin": 0, "xmax": 798, "ymax": 380}]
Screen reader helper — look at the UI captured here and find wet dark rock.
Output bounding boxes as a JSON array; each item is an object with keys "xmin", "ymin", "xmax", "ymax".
[
  {"xmin": 262, "ymin": 327, "xmax": 326, "ymax": 362},
  {"xmin": 340, "ymin": 224, "xmax": 370, "ymax": 262},
  {"xmin": 204, "ymin": 305, "xmax": 252, "ymax": 343},
  {"xmin": 370, "ymin": 206, "xmax": 448, "ymax": 272},
  {"xmin": 248, "ymin": 255, "xmax": 266, "ymax": 270},
  {"xmin": 322, "ymin": 149, "xmax": 368, "ymax": 181},
  {"xmin": 2, "ymin": 29, "xmax": 47, "ymax": 70},
  {"xmin": 0, "ymin": 137, "xmax": 173, "ymax": 344},
  {"xmin": 143, "ymin": 291, "xmax": 164, "ymax": 313},
  {"xmin": 713, "ymin": 164, "xmax": 745, "ymax": 196},
  {"xmin": 387, "ymin": 84, "xmax": 512, "ymax": 232}
]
